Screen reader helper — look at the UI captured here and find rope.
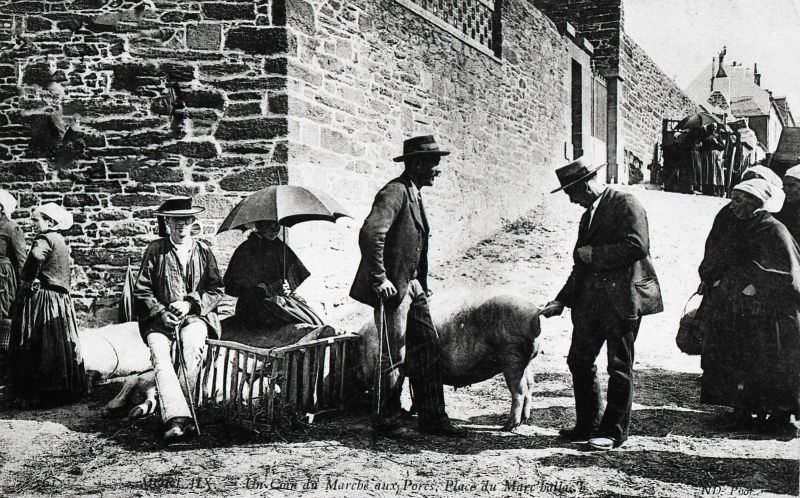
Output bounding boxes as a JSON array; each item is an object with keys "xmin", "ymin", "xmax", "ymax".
[
  {"xmin": 375, "ymin": 299, "xmax": 398, "ymax": 418},
  {"xmin": 98, "ymin": 335, "xmax": 121, "ymax": 378}
]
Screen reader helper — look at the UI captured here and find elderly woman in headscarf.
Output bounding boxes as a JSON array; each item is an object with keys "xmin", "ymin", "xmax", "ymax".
[
  {"xmin": 224, "ymin": 220, "xmax": 325, "ymax": 328},
  {"xmin": 0, "ymin": 190, "xmax": 26, "ymax": 356},
  {"xmin": 698, "ymin": 165, "xmax": 785, "ymax": 286},
  {"xmin": 7, "ymin": 203, "xmax": 87, "ymax": 408},
  {"xmin": 697, "ymin": 178, "xmax": 800, "ymax": 431},
  {"xmin": 775, "ymin": 164, "xmax": 800, "ymax": 241}
]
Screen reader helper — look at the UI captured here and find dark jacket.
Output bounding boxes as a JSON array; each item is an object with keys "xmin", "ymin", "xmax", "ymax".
[
  {"xmin": 350, "ymin": 172, "xmax": 429, "ymax": 310},
  {"xmin": 556, "ymin": 188, "xmax": 663, "ymax": 320},
  {"xmin": 134, "ymin": 237, "xmax": 224, "ymax": 339},
  {"xmin": 224, "ymin": 233, "xmax": 311, "ymax": 318},
  {"xmin": 775, "ymin": 201, "xmax": 800, "ymax": 243},
  {"xmin": 0, "ymin": 215, "xmax": 26, "ymax": 277},
  {"xmin": 21, "ymin": 232, "xmax": 71, "ymax": 293}
]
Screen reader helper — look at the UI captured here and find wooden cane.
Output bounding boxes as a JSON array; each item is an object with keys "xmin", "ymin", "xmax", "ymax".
[
  {"xmin": 375, "ymin": 298, "xmax": 385, "ymax": 417},
  {"xmin": 175, "ymin": 321, "xmax": 201, "ymax": 436}
]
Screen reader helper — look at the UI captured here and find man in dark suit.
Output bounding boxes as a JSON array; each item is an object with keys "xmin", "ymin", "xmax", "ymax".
[
  {"xmin": 542, "ymin": 157, "xmax": 663, "ymax": 450},
  {"xmin": 350, "ymin": 135, "xmax": 464, "ymax": 437}
]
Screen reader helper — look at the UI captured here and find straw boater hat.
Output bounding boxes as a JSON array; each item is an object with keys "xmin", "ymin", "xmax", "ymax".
[
  {"xmin": 392, "ymin": 135, "xmax": 450, "ymax": 162},
  {"xmin": 551, "ymin": 156, "xmax": 606, "ymax": 193},
  {"xmin": 154, "ymin": 197, "xmax": 204, "ymax": 238},
  {"xmin": 153, "ymin": 197, "xmax": 205, "ymax": 217},
  {"xmin": 36, "ymin": 202, "xmax": 73, "ymax": 231},
  {"xmin": 0, "ymin": 189, "xmax": 17, "ymax": 216}
]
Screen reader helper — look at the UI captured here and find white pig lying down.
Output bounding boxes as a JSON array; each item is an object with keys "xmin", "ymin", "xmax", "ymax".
[
  {"xmin": 357, "ymin": 291, "xmax": 542, "ymax": 431},
  {"xmin": 80, "ymin": 319, "xmax": 339, "ymax": 419}
]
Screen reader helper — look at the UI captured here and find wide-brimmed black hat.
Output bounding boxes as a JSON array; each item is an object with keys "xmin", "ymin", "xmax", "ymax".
[
  {"xmin": 551, "ymin": 157, "xmax": 606, "ymax": 193},
  {"xmin": 154, "ymin": 197, "xmax": 205, "ymax": 217},
  {"xmin": 392, "ymin": 135, "xmax": 450, "ymax": 162}
]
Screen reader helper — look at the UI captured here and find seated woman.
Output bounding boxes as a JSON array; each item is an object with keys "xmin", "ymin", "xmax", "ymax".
[
  {"xmin": 224, "ymin": 220, "xmax": 325, "ymax": 329},
  {"xmin": 7, "ymin": 203, "xmax": 87, "ymax": 408},
  {"xmin": 697, "ymin": 178, "xmax": 800, "ymax": 431}
]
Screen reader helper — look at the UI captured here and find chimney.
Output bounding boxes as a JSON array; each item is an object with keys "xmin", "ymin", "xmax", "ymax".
[
  {"xmin": 711, "ymin": 57, "xmax": 715, "ymax": 91},
  {"xmin": 754, "ymin": 63, "xmax": 761, "ymax": 86}
]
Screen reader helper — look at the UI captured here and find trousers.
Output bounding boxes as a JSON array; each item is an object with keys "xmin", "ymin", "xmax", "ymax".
[
  {"xmin": 373, "ymin": 279, "xmax": 448, "ymax": 428},
  {"xmin": 568, "ymin": 290, "xmax": 641, "ymax": 443},
  {"xmin": 146, "ymin": 321, "xmax": 208, "ymax": 424}
]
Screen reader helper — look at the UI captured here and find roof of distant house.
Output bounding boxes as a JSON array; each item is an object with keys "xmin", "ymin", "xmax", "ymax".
[
  {"xmin": 686, "ymin": 61, "xmax": 772, "ymax": 117},
  {"xmin": 730, "ymin": 96, "xmax": 770, "ymax": 117},
  {"xmin": 773, "ymin": 97, "xmax": 796, "ymax": 127}
]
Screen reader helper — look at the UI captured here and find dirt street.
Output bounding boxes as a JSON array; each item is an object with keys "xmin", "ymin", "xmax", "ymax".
[{"xmin": 0, "ymin": 186, "xmax": 797, "ymax": 497}]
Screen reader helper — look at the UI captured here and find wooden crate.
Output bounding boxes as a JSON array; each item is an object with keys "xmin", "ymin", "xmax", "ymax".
[{"xmin": 195, "ymin": 334, "xmax": 359, "ymax": 430}]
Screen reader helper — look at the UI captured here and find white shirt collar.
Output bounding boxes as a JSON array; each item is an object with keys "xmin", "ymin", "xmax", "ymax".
[{"xmin": 588, "ymin": 188, "xmax": 608, "ymax": 225}]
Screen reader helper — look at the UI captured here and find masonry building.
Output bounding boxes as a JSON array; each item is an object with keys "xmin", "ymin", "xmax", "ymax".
[{"xmin": 0, "ymin": 0, "xmax": 696, "ymax": 323}]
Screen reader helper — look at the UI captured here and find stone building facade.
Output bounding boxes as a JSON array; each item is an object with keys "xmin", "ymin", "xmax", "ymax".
[
  {"xmin": 534, "ymin": 0, "xmax": 697, "ymax": 183},
  {"xmin": 0, "ymin": 0, "xmax": 691, "ymax": 324}
]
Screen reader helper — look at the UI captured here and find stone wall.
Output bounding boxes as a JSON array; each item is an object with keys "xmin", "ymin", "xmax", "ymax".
[
  {"xmin": 619, "ymin": 33, "xmax": 697, "ymax": 181},
  {"xmin": 0, "ymin": 0, "xmax": 292, "ymax": 323},
  {"xmin": 0, "ymin": 0, "xmax": 576, "ymax": 325},
  {"xmin": 280, "ymin": 0, "xmax": 573, "ymax": 310},
  {"xmin": 532, "ymin": 0, "xmax": 623, "ymax": 75}
]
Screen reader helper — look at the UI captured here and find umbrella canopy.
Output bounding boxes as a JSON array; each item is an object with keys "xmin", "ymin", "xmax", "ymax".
[
  {"xmin": 217, "ymin": 185, "xmax": 351, "ymax": 233},
  {"xmin": 676, "ymin": 111, "xmax": 723, "ymax": 131}
]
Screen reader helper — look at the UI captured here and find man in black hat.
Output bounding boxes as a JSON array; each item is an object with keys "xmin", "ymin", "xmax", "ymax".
[
  {"xmin": 541, "ymin": 157, "xmax": 663, "ymax": 450},
  {"xmin": 350, "ymin": 135, "xmax": 464, "ymax": 437},
  {"xmin": 134, "ymin": 197, "xmax": 224, "ymax": 444}
]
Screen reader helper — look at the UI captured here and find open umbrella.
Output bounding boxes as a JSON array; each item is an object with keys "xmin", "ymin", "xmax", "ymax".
[
  {"xmin": 217, "ymin": 185, "xmax": 350, "ymax": 234},
  {"xmin": 676, "ymin": 111, "xmax": 722, "ymax": 131}
]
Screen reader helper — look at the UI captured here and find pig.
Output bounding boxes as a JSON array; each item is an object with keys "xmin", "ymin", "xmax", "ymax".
[
  {"xmin": 84, "ymin": 319, "xmax": 340, "ymax": 418},
  {"xmin": 357, "ymin": 292, "xmax": 542, "ymax": 431}
]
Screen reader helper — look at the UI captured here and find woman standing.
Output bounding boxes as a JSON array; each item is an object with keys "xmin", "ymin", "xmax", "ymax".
[
  {"xmin": 698, "ymin": 179, "xmax": 800, "ymax": 430},
  {"xmin": 7, "ymin": 203, "xmax": 86, "ymax": 407},
  {"xmin": 0, "ymin": 190, "xmax": 26, "ymax": 359}
]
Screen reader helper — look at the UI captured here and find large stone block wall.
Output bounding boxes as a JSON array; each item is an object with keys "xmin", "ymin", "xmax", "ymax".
[
  {"xmin": 279, "ymin": 0, "xmax": 573, "ymax": 308},
  {"xmin": 532, "ymin": 0, "xmax": 623, "ymax": 75},
  {"xmin": 0, "ymin": 0, "xmax": 577, "ymax": 325},
  {"xmin": 619, "ymin": 33, "xmax": 697, "ymax": 178},
  {"xmin": 0, "ymin": 0, "xmax": 293, "ymax": 323}
]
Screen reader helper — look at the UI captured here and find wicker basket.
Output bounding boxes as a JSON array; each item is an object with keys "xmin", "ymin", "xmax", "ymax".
[{"xmin": 676, "ymin": 293, "xmax": 704, "ymax": 355}]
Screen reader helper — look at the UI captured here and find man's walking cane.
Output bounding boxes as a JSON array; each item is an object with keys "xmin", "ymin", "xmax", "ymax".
[
  {"xmin": 375, "ymin": 298, "xmax": 385, "ymax": 417},
  {"xmin": 174, "ymin": 321, "xmax": 201, "ymax": 436}
]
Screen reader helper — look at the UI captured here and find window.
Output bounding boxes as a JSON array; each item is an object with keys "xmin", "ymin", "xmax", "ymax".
[
  {"xmin": 571, "ymin": 59, "xmax": 583, "ymax": 159},
  {"xmin": 396, "ymin": 0, "xmax": 503, "ymax": 59}
]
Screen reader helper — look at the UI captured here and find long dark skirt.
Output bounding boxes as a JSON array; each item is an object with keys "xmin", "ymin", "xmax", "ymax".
[
  {"xmin": 7, "ymin": 286, "xmax": 87, "ymax": 406},
  {"xmin": 261, "ymin": 295, "xmax": 325, "ymax": 326},
  {"xmin": 734, "ymin": 298, "xmax": 800, "ymax": 416},
  {"xmin": 237, "ymin": 293, "xmax": 325, "ymax": 328},
  {"xmin": 699, "ymin": 280, "xmax": 740, "ymax": 406},
  {"xmin": 700, "ymin": 278, "xmax": 800, "ymax": 415},
  {"xmin": 0, "ymin": 259, "xmax": 18, "ymax": 351}
]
